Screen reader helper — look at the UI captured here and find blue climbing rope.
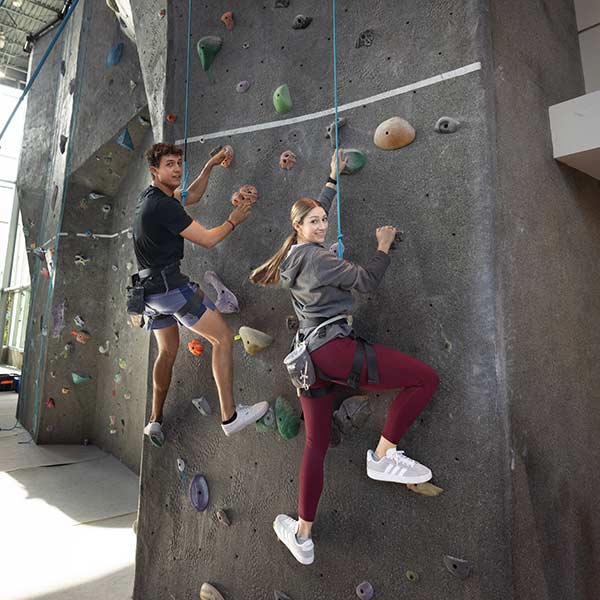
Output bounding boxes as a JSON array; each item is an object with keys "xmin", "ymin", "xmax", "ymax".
[
  {"xmin": 331, "ymin": 0, "xmax": 343, "ymax": 258},
  {"xmin": 180, "ymin": 0, "xmax": 193, "ymax": 206},
  {"xmin": 0, "ymin": 0, "xmax": 82, "ymax": 145}
]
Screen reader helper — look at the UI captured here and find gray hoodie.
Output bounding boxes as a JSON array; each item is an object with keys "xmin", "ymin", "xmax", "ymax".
[{"xmin": 279, "ymin": 183, "xmax": 391, "ymax": 351}]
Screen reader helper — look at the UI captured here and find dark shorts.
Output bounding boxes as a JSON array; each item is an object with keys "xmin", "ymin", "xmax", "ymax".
[{"xmin": 144, "ymin": 282, "xmax": 216, "ymax": 331}]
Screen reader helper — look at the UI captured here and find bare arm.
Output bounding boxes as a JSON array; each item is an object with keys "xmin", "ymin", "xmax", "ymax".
[
  {"xmin": 173, "ymin": 147, "xmax": 228, "ymax": 206},
  {"xmin": 180, "ymin": 202, "xmax": 252, "ymax": 248}
]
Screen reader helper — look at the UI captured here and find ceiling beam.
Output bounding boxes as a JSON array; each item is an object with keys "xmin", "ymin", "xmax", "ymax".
[{"xmin": 0, "ymin": 5, "xmax": 46, "ymax": 25}]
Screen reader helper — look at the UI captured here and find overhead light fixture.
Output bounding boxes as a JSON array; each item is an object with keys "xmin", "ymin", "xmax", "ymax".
[
  {"xmin": 0, "ymin": 38, "xmax": 5, "ymax": 51},
  {"xmin": 0, "ymin": 70, "xmax": 6, "ymax": 79},
  {"xmin": 23, "ymin": 35, "xmax": 34, "ymax": 53},
  {"xmin": 12, "ymin": 1, "xmax": 24, "ymax": 7}
]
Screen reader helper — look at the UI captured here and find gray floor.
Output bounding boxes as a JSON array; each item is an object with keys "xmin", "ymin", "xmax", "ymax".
[{"xmin": 0, "ymin": 392, "xmax": 139, "ymax": 600}]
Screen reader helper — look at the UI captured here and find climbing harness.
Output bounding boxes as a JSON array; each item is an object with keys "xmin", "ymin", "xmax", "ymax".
[
  {"xmin": 331, "ymin": 0, "xmax": 343, "ymax": 258},
  {"xmin": 180, "ymin": 0, "xmax": 193, "ymax": 206}
]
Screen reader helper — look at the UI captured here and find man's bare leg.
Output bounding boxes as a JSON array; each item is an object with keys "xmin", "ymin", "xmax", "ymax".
[{"xmin": 150, "ymin": 323, "xmax": 180, "ymax": 422}]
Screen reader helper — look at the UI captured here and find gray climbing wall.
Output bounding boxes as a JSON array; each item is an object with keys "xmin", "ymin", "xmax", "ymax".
[{"xmin": 133, "ymin": 1, "xmax": 509, "ymax": 599}]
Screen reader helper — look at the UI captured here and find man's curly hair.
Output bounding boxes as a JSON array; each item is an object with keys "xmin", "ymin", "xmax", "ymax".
[{"xmin": 144, "ymin": 143, "xmax": 182, "ymax": 169}]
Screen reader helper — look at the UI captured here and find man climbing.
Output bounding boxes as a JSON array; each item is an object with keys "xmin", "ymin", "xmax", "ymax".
[{"xmin": 133, "ymin": 143, "xmax": 268, "ymax": 447}]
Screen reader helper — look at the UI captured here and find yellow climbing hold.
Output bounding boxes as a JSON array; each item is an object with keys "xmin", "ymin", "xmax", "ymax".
[
  {"xmin": 406, "ymin": 482, "xmax": 444, "ymax": 496},
  {"xmin": 238, "ymin": 326, "xmax": 273, "ymax": 355}
]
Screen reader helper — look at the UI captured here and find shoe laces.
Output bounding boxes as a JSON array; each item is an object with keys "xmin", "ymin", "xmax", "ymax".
[{"xmin": 390, "ymin": 450, "xmax": 415, "ymax": 468}]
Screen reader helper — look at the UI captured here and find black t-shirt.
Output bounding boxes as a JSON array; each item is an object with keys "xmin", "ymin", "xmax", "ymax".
[{"xmin": 133, "ymin": 185, "xmax": 193, "ymax": 270}]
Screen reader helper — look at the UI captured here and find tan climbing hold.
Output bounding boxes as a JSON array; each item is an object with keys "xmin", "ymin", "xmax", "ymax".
[
  {"xmin": 238, "ymin": 326, "xmax": 273, "ymax": 355},
  {"xmin": 279, "ymin": 150, "xmax": 297, "ymax": 170},
  {"xmin": 199, "ymin": 582, "xmax": 225, "ymax": 600},
  {"xmin": 373, "ymin": 116, "xmax": 415, "ymax": 150},
  {"xmin": 221, "ymin": 145, "xmax": 234, "ymax": 167},
  {"xmin": 406, "ymin": 482, "xmax": 444, "ymax": 496},
  {"xmin": 220, "ymin": 11, "xmax": 234, "ymax": 30}
]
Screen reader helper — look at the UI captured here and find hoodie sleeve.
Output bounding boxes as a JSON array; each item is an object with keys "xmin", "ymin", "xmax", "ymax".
[
  {"xmin": 309, "ymin": 247, "xmax": 391, "ymax": 293},
  {"xmin": 316, "ymin": 184, "xmax": 337, "ymax": 214}
]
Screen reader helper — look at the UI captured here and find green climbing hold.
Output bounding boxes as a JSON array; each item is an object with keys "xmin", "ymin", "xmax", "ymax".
[
  {"xmin": 341, "ymin": 149, "xmax": 367, "ymax": 175},
  {"xmin": 256, "ymin": 405, "xmax": 275, "ymax": 432},
  {"xmin": 197, "ymin": 36, "xmax": 223, "ymax": 72},
  {"xmin": 71, "ymin": 372, "xmax": 92, "ymax": 385},
  {"xmin": 273, "ymin": 84, "xmax": 292, "ymax": 114},
  {"xmin": 276, "ymin": 396, "xmax": 300, "ymax": 440}
]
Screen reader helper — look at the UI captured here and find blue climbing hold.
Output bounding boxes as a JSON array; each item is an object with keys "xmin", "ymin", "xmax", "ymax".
[
  {"xmin": 106, "ymin": 42, "xmax": 125, "ymax": 67},
  {"xmin": 117, "ymin": 128, "xmax": 134, "ymax": 151}
]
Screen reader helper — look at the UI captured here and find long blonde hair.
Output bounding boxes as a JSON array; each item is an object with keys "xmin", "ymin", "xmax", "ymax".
[{"xmin": 250, "ymin": 197, "xmax": 321, "ymax": 286}]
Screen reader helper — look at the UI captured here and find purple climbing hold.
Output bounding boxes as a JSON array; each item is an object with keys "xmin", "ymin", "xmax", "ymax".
[
  {"xmin": 117, "ymin": 128, "xmax": 134, "ymax": 151},
  {"xmin": 204, "ymin": 271, "xmax": 239, "ymax": 313},
  {"xmin": 189, "ymin": 474, "xmax": 210, "ymax": 511},
  {"xmin": 51, "ymin": 300, "xmax": 66, "ymax": 337},
  {"xmin": 236, "ymin": 80, "xmax": 251, "ymax": 93},
  {"xmin": 355, "ymin": 581, "xmax": 374, "ymax": 600},
  {"xmin": 107, "ymin": 42, "xmax": 125, "ymax": 67}
]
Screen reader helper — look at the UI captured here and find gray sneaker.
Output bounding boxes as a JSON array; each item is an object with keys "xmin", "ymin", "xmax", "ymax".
[
  {"xmin": 366, "ymin": 448, "xmax": 432, "ymax": 484},
  {"xmin": 273, "ymin": 514, "xmax": 314, "ymax": 565}
]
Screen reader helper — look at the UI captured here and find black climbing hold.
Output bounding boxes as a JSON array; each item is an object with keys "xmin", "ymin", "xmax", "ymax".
[
  {"xmin": 60, "ymin": 60, "xmax": 66, "ymax": 76},
  {"xmin": 189, "ymin": 474, "xmax": 210, "ymax": 511},
  {"xmin": 68, "ymin": 79, "xmax": 76, "ymax": 94},
  {"xmin": 286, "ymin": 315, "xmax": 299, "ymax": 332},
  {"xmin": 435, "ymin": 116, "xmax": 460, "ymax": 134},
  {"xmin": 274, "ymin": 0, "xmax": 289, "ymax": 7},
  {"xmin": 59, "ymin": 135, "xmax": 68, "ymax": 154},
  {"xmin": 356, "ymin": 29, "xmax": 374, "ymax": 48},
  {"xmin": 389, "ymin": 230, "xmax": 404, "ymax": 251},
  {"xmin": 292, "ymin": 15, "xmax": 312, "ymax": 29},
  {"xmin": 443, "ymin": 555, "xmax": 472, "ymax": 579},
  {"xmin": 326, "ymin": 117, "xmax": 347, "ymax": 148},
  {"xmin": 355, "ymin": 581, "xmax": 374, "ymax": 600},
  {"xmin": 106, "ymin": 42, "xmax": 124, "ymax": 67},
  {"xmin": 333, "ymin": 396, "xmax": 372, "ymax": 434}
]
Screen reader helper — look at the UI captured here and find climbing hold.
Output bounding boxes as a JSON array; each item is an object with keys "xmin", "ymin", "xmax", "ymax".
[
  {"xmin": 356, "ymin": 581, "xmax": 374, "ymax": 600},
  {"xmin": 286, "ymin": 315, "xmax": 299, "ymax": 332},
  {"xmin": 355, "ymin": 29, "xmax": 375, "ymax": 48},
  {"xmin": 62, "ymin": 342, "xmax": 74, "ymax": 358},
  {"xmin": 204, "ymin": 271, "xmax": 239, "ymax": 313},
  {"xmin": 102, "ymin": 204, "xmax": 112, "ymax": 215},
  {"xmin": 197, "ymin": 36, "xmax": 223, "ymax": 72},
  {"xmin": 50, "ymin": 371, "xmax": 56, "ymax": 378},
  {"xmin": 114, "ymin": 372, "xmax": 122, "ymax": 384},
  {"xmin": 109, "ymin": 415, "xmax": 117, "ymax": 434},
  {"xmin": 279, "ymin": 150, "xmax": 297, "ymax": 170},
  {"xmin": 434, "ymin": 116, "xmax": 460, "ymax": 134},
  {"xmin": 292, "ymin": 15, "xmax": 312, "ymax": 29},
  {"xmin": 87, "ymin": 191, "xmax": 106, "ymax": 201},
  {"xmin": 72, "ymin": 372, "xmax": 92, "ymax": 385},
  {"xmin": 71, "ymin": 330, "xmax": 91, "ymax": 344},
  {"xmin": 32, "ymin": 247, "xmax": 45, "ymax": 260},
  {"xmin": 210, "ymin": 144, "xmax": 234, "ymax": 168},
  {"xmin": 166, "ymin": 113, "xmax": 177, "ymax": 123},
  {"xmin": 74, "ymin": 315, "xmax": 85, "ymax": 328},
  {"xmin": 215, "ymin": 509, "xmax": 230, "ymax": 526},
  {"xmin": 189, "ymin": 474, "xmax": 210, "ymax": 512},
  {"xmin": 138, "ymin": 115, "xmax": 151, "ymax": 127},
  {"xmin": 61, "ymin": 387, "xmax": 70, "ymax": 395},
  {"xmin": 325, "ymin": 116, "xmax": 347, "ymax": 147},
  {"xmin": 236, "ymin": 80, "xmax": 250, "ymax": 93},
  {"xmin": 443, "ymin": 555, "xmax": 471, "ymax": 579},
  {"xmin": 274, "ymin": 593, "xmax": 292, "ymax": 600},
  {"xmin": 118, "ymin": 358, "xmax": 127, "ymax": 369},
  {"xmin": 106, "ymin": 42, "xmax": 125, "ymax": 67},
  {"xmin": 373, "ymin": 117, "xmax": 415, "ymax": 150},
  {"xmin": 111, "ymin": 264, "xmax": 119, "ymax": 272},
  {"xmin": 126, "ymin": 261, "xmax": 133, "ymax": 271},
  {"xmin": 177, "ymin": 458, "xmax": 186, "ymax": 473},
  {"xmin": 255, "ymin": 405, "xmax": 275, "ymax": 432},
  {"xmin": 159, "ymin": 8, "xmax": 166, "ymax": 18},
  {"xmin": 68, "ymin": 78, "xmax": 76, "ymax": 94},
  {"xmin": 192, "ymin": 396, "xmax": 212, "ymax": 416},
  {"xmin": 405, "ymin": 570, "xmax": 419, "ymax": 582},
  {"xmin": 341, "ymin": 149, "xmax": 366, "ymax": 175},
  {"xmin": 333, "ymin": 396, "xmax": 372, "ymax": 434},
  {"xmin": 199, "ymin": 582, "xmax": 225, "ymax": 600},
  {"xmin": 220, "ymin": 11, "xmax": 234, "ymax": 30},
  {"xmin": 188, "ymin": 340, "xmax": 205, "ymax": 356},
  {"xmin": 74, "ymin": 254, "xmax": 90, "ymax": 266},
  {"xmin": 99, "ymin": 340, "xmax": 110, "ymax": 355},
  {"xmin": 117, "ymin": 128, "xmax": 134, "ymax": 151},
  {"xmin": 59, "ymin": 135, "xmax": 68, "ymax": 154},
  {"xmin": 45, "ymin": 398, "xmax": 56, "ymax": 409},
  {"xmin": 242, "ymin": 41, "xmax": 250, "ymax": 49},
  {"xmin": 124, "ymin": 391, "xmax": 131, "ymax": 400},
  {"xmin": 238, "ymin": 326, "xmax": 273, "ymax": 355},
  {"xmin": 52, "ymin": 300, "xmax": 65, "ymax": 337},
  {"xmin": 273, "ymin": 84, "xmax": 292, "ymax": 114},
  {"xmin": 60, "ymin": 60, "xmax": 66, "ymax": 76},
  {"xmin": 276, "ymin": 396, "xmax": 300, "ymax": 440},
  {"xmin": 406, "ymin": 482, "xmax": 444, "ymax": 496},
  {"xmin": 83, "ymin": 229, "xmax": 93, "ymax": 238},
  {"xmin": 231, "ymin": 184, "xmax": 259, "ymax": 207},
  {"xmin": 274, "ymin": 0, "xmax": 289, "ymax": 7}
]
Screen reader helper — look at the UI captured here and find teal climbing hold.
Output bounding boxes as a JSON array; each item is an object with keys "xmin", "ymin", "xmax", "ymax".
[
  {"xmin": 341, "ymin": 149, "xmax": 366, "ymax": 175},
  {"xmin": 117, "ymin": 128, "xmax": 134, "ymax": 151},
  {"xmin": 107, "ymin": 42, "xmax": 124, "ymax": 67},
  {"xmin": 197, "ymin": 36, "xmax": 223, "ymax": 72},
  {"xmin": 71, "ymin": 372, "xmax": 92, "ymax": 384},
  {"xmin": 276, "ymin": 396, "xmax": 300, "ymax": 440},
  {"xmin": 273, "ymin": 84, "xmax": 292, "ymax": 114},
  {"xmin": 256, "ymin": 405, "xmax": 275, "ymax": 432}
]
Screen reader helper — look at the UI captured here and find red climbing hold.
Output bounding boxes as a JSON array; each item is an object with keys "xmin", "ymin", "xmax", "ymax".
[
  {"xmin": 188, "ymin": 340, "xmax": 205, "ymax": 356},
  {"xmin": 166, "ymin": 113, "xmax": 177, "ymax": 123},
  {"xmin": 45, "ymin": 398, "xmax": 56, "ymax": 409},
  {"xmin": 220, "ymin": 11, "xmax": 234, "ymax": 30},
  {"xmin": 159, "ymin": 8, "xmax": 166, "ymax": 18}
]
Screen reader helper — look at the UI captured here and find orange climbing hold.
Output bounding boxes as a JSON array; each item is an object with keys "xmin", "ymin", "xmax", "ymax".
[
  {"xmin": 166, "ymin": 113, "xmax": 177, "ymax": 123},
  {"xmin": 373, "ymin": 116, "xmax": 416, "ymax": 150},
  {"xmin": 220, "ymin": 11, "xmax": 234, "ymax": 30},
  {"xmin": 188, "ymin": 340, "xmax": 205, "ymax": 356},
  {"xmin": 71, "ymin": 330, "xmax": 91, "ymax": 344}
]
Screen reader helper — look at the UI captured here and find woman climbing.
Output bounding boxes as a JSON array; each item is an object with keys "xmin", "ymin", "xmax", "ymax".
[{"xmin": 250, "ymin": 149, "xmax": 440, "ymax": 565}]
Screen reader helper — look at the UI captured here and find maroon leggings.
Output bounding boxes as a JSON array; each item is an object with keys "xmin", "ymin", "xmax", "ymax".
[{"xmin": 298, "ymin": 336, "xmax": 439, "ymax": 521}]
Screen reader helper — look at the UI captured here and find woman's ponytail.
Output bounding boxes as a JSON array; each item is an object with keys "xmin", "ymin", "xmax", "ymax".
[{"xmin": 249, "ymin": 232, "xmax": 297, "ymax": 286}]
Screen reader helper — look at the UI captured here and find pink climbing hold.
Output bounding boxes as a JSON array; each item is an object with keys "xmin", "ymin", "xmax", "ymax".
[
  {"xmin": 236, "ymin": 80, "xmax": 251, "ymax": 93},
  {"xmin": 45, "ymin": 398, "xmax": 56, "ymax": 409},
  {"xmin": 279, "ymin": 150, "xmax": 297, "ymax": 170},
  {"xmin": 220, "ymin": 11, "xmax": 234, "ymax": 30},
  {"xmin": 231, "ymin": 184, "xmax": 259, "ymax": 206},
  {"xmin": 356, "ymin": 581, "xmax": 374, "ymax": 600},
  {"xmin": 204, "ymin": 271, "xmax": 240, "ymax": 313}
]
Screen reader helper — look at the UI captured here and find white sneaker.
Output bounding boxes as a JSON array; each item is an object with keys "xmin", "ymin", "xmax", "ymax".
[
  {"xmin": 366, "ymin": 448, "xmax": 432, "ymax": 484},
  {"xmin": 221, "ymin": 401, "xmax": 269, "ymax": 436},
  {"xmin": 273, "ymin": 514, "xmax": 314, "ymax": 565},
  {"xmin": 143, "ymin": 421, "xmax": 164, "ymax": 448}
]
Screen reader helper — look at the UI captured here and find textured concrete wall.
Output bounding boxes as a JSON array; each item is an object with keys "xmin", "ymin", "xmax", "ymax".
[
  {"xmin": 134, "ymin": 1, "xmax": 511, "ymax": 598},
  {"xmin": 490, "ymin": 1, "xmax": 600, "ymax": 599}
]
